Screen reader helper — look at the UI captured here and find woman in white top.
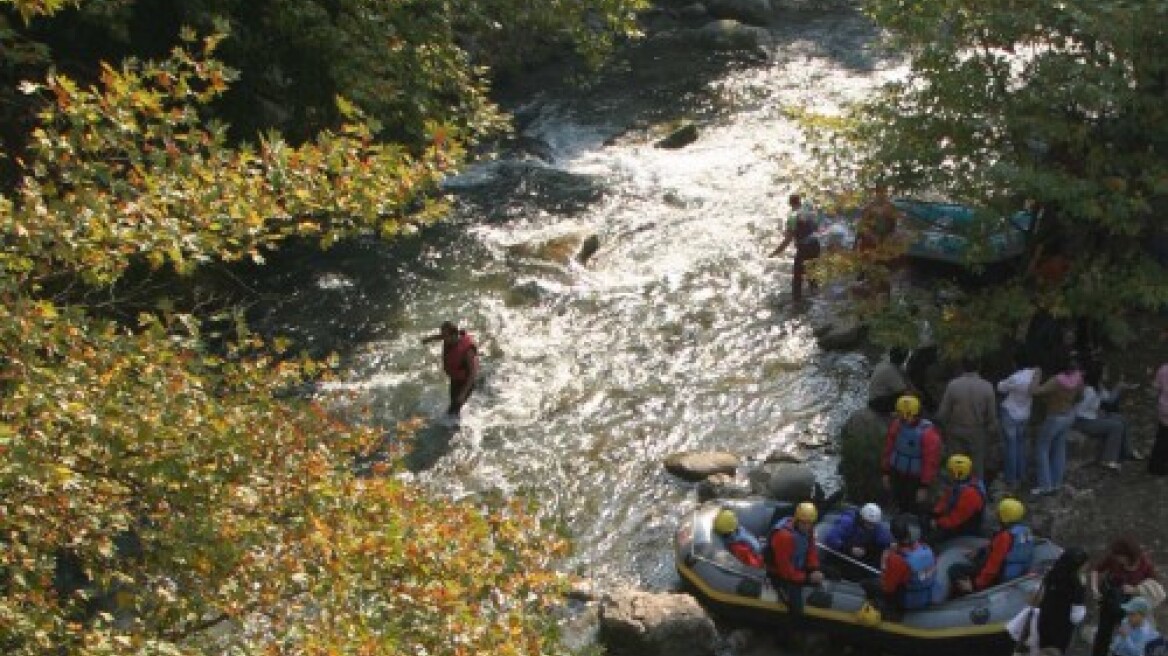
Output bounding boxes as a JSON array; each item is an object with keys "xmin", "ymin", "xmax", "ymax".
[
  {"xmin": 998, "ymin": 350, "xmax": 1041, "ymax": 491},
  {"xmin": 1073, "ymin": 364, "xmax": 1137, "ymax": 470}
]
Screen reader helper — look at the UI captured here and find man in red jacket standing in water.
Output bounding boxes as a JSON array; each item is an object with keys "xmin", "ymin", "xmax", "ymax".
[{"xmin": 422, "ymin": 321, "xmax": 479, "ymax": 426}]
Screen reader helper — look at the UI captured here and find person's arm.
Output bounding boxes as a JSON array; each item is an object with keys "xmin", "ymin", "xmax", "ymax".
[
  {"xmin": 824, "ymin": 517, "xmax": 849, "ymax": 551},
  {"xmin": 420, "ymin": 333, "xmax": 444, "ymax": 344},
  {"xmin": 936, "ymin": 385, "xmax": 953, "ymax": 426},
  {"xmin": 1027, "ymin": 367, "xmax": 1043, "ymax": 394},
  {"xmin": 974, "ymin": 532, "xmax": 1011, "ymax": 590},
  {"xmin": 919, "ymin": 427, "xmax": 942, "ymax": 486},
  {"xmin": 770, "ymin": 230, "xmax": 795, "ymax": 257},
  {"xmin": 936, "ymin": 486, "xmax": 982, "ymax": 530},
  {"xmin": 769, "ymin": 532, "xmax": 807, "ymax": 584},
  {"xmin": 1069, "ymin": 581, "xmax": 1087, "ymax": 624},
  {"xmin": 729, "ymin": 542, "xmax": 764, "ymax": 568},
  {"xmin": 1033, "ymin": 375, "xmax": 1059, "ymax": 397},
  {"xmin": 874, "ymin": 526, "xmax": 892, "ymax": 553}
]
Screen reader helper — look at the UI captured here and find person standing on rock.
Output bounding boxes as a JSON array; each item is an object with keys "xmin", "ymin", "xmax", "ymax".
[
  {"xmin": 868, "ymin": 347, "xmax": 911, "ymax": 414},
  {"xmin": 765, "ymin": 502, "xmax": 824, "ymax": 616},
  {"xmin": 937, "ymin": 357, "xmax": 999, "ymax": 480},
  {"xmin": 769, "ymin": 193, "xmax": 821, "ymax": 303},
  {"xmin": 1149, "ymin": 361, "xmax": 1168, "ymax": 476},
  {"xmin": 881, "ymin": 395, "xmax": 942, "ymax": 526},
  {"xmin": 1032, "ymin": 356, "xmax": 1084, "ymax": 496},
  {"xmin": 998, "ymin": 352, "xmax": 1042, "ymax": 493},
  {"xmin": 421, "ymin": 321, "xmax": 479, "ymax": 426}
]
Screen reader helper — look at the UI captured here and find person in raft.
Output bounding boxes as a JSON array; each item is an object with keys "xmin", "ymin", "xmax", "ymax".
[
  {"xmin": 421, "ymin": 320, "xmax": 479, "ymax": 425},
  {"xmin": 713, "ymin": 508, "xmax": 764, "ymax": 568}
]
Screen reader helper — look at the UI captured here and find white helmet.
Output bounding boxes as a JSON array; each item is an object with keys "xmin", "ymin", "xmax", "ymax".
[{"xmin": 860, "ymin": 503, "xmax": 882, "ymax": 524}]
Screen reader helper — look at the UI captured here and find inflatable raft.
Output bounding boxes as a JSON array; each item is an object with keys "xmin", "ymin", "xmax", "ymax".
[{"xmin": 675, "ymin": 498, "xmax": 1061, "ymax": 656}]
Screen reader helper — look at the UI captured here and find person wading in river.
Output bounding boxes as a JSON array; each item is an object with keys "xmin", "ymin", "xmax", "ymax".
[
  {"xmin": 770, "ymin": 193, "xmax": 821, "ymax": 303},
  {"xmin": 421, "ymin": 321, "xmax": 479, "ymax": 426}
]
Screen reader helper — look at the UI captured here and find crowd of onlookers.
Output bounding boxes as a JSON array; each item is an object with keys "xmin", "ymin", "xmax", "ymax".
[{"xmin": 706, "ymin": 345, "xmax": 1168, "ymax": 655}]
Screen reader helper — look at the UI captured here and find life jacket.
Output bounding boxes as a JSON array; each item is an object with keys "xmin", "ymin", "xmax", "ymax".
[
  {"xmin": 943, "ymin": 478, "xmax": 987, "ymax": 533},
  {"xmin": 890, "ymin": 419, "xmax": 933, "ymax": 477},
  {"xmin": 898, "ymin": 542, "xmax": 937, "ymax": 610},
  {"xmin": 771, "ymin": 517, "xmax": 810, "ymax": 570},
  {"xmin": 442, "ymin": 332, "xmax": 476, "ymax": 382},
  {"xmin": 725, "ymin": 526, "xmax": 763, "ymax": 556},
  {"xmin": 1001, "ymin": 524, "xmax": 1035, "ymax": 582}
]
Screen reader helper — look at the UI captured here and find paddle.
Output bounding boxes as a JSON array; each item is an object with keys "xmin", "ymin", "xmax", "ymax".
[{"xmin": 816, "ymin": 541, "xmax": 882, "ymax": 577}]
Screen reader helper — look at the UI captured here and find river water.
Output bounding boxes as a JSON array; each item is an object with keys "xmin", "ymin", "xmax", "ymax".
[{"xmin": 250, "ymin": 4, "xmax": 902, "ymax": 634}]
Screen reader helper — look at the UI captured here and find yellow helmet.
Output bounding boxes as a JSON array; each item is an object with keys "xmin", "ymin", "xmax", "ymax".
[
  {"xmin": 895, "ymin": 395, "xmax": 921, "ymax": 420},
  {"xmin": 999, "ymin": 498, "xmax": 1025, "ymax": 524},
  {"xmin": 714, "ymin": 509, "xmax": 738, "ymax": 535},
  {"xmin": 856, "ymin": 601, "xmax": 882, "ymax": 627},
  {"xmin": 795, "ymin": 502, "xmax": 818, "ymax": 523},
  {"xmin": 947, "ymin": 454, "xmax": 973, "ymax": 480}
]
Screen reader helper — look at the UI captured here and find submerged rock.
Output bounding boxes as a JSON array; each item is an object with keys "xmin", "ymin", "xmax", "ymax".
[
  {"xmin": 707, "ymin": 0, "xmax": 773, "ymax": 26},
  {"xmin": 749, "ymin": 462, "xmax": 818, "ymax": 502},
  {"xmin": 599, "ymin": 589, "xmax": 717, "ymax": 656},
  {"xmin": 655, "ymin": 123, "xmax": 700, "ymax": 149}
]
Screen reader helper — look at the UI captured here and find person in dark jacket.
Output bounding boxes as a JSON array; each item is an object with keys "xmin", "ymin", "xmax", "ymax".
[
  {"xmin": 1089, "ymin": 536, "xmax": 1161, "ymax": 656},
  {"xmin": 1037, "ymin": 546, "xmax": 1090, "ymax": 654},
  {"xmin": 824, "ymin": 502, "xmax": 892, "ymax": 572}
]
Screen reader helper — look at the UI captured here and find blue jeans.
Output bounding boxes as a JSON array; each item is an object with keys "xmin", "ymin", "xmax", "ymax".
[
  {"xmin": 1035, "ymin": 411, "xmax": 1074, "ymax": 490},
  {"xmin": 1000, "ymin": 408, "xmax": 1029, "ymax": 486}
]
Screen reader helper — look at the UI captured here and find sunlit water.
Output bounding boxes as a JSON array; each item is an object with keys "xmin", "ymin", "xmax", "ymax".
[{"xmin": 251, "ymin": 8, "xmax": 905, "ymax": 611}]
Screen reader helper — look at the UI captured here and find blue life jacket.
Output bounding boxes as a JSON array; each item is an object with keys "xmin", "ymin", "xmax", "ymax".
[
  {"xmin": 899, "ymin": 543, "xmax": 937, "ymax": 610},
  {"xmin": 891, "ymin": 419, "xmax": 933, "ymax": 476},
  {"xmin": 943, "ymin": 478, "xmax": 987, "ymax": 533},
  {"xmin": 1001, "ymin": 524, "xmax": 1035, "ymax": 582},
  {"xmin": 726, "ymin": 526, "xmax": 763, "ymax": 556},
  {"xmin": 773, "ymin": 517, "xmax": 810, "ymax": 570}
]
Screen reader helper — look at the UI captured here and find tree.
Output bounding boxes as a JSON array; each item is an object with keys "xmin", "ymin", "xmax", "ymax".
[
  {"xmin": 804, "ymin": 0, "xmax": 1168, "ymax": 356},
  {"xmin": 0, "ymin": 0, "xmax": 618, "ymax": 653}
]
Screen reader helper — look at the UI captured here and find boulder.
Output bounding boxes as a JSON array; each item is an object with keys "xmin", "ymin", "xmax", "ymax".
[
  {"xmin": 694, "ymin": 19, "xmax": 773, "ymax": 51},
  {"xmin": 507, "ymin": 233, "xmax": 585, "ymax": 265},
  {"xmin": 599, "ymin": 589, "xmax": 717, "ymax": 656},
  {"xmin": 837, "ymin": 406, "xmax": 888, "ymax": 504},
  {"xmin": 748, "ymin": 462, "xmax": 817, "ymax": 502},
  {"xmin": 813, "ymin": 311, "xmax": 867, "ymax": 351},
  {"xmin": 576, "ymin": 234, "xmax": 601, "ymax": 265},
  {"xmin": 655, "ymin": 123, "xmax": 699, "ymax": 149},
  {"xmin": 664, "ymin": 451, "xmax": 740, "ymax": 481},
  {"xmin": 696, "ymin": 472, "xmax": 754, "ymax": 502},
  {"xmin": 707, "ymin": 0, "xmax": 773, "ymax": 26},
  {"xmin": 678, "ymin": 3, "xmax": 709, "ymax": 20}
]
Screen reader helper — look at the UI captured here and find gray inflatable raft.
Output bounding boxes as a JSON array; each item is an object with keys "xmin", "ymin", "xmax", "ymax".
[{"xmin": 675, "ymin": 497, "xmax": 1060, "ymax": 656}]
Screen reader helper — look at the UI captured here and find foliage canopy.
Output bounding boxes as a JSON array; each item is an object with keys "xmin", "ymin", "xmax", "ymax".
[
  {"xmin": 0, "ymin": 0, "xmax": 647, "ymax": 653},
  {"xmin": 805, "ymin": 0, "xmax": 1168, "ymax": 357}
]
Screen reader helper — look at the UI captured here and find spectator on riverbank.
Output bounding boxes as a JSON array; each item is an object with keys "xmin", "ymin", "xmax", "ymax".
[
  {"xmin": 1106, "ymin": 596, "xmax": 1160, "ymax": 656},
  {"xmin": 937, "ymin": 357, "xmax": 999, "ymax": 479},
  {"xmin": 868, "ymin": 347, "xmax": 911, "ymax": 414},
  {"xmin": 770, "ymin": 193, "xmax": 821, "ymax": 303},
  {"xmin": 1074, "ymin": 364, "xmax": 1139, "ymax": 471},
  {"xmin": 1150, "ymin": 361, "xmax": 1168, "ymax": 476},
  {"xmin": 1089, "ymin": 536, "xmax": 1161, "ymax": 656},
  {"xmin": 1031, "ymin": 356, "xmax": 1083, "ymax": 496},
  {"xmin": 998, "ymin": 352, "xmax": 1042, "ymax": 493},
  {"xmin": 1037, "ymin": 546, "xmax": 1090, "ymax": 654}
]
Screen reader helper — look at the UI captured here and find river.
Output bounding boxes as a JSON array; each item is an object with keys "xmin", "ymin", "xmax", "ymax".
[{"xmin": 247, "ymin": 6, "xmax": 904, "ymax": 649}]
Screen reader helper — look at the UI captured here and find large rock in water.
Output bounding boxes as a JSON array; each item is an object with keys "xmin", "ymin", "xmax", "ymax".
[
  {"xmin": 655, "ymin": 123, "xmax": 699, "ymax": 149},
  {"xmin": 749, "ymin": 462, "xmax": 818, "ymax": 502},
  {"xmin": 707, "ymin": 0, "xmax": 773, "ymax": 26},
  {"xmin": 664, "ymin": 451, "xmax": 740, "ymax": 481},
  {"xmin": 837, "ymin": 407, "xmax": 889, "ymax": 503},
  {"xmin": 599, "ymin": 589, "xmax": 717, "ymax": 656}
]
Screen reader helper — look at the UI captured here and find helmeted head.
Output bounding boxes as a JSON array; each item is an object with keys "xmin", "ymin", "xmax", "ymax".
[
  {"xmin": 439, "ymin": 320, "xmax": 459, "ymax": 344},
  {"xmin": 895, "ymin": 395, "xmax": 921, "ymax": 421},
  {"xmin": 794, "ymin": 502, "xmax": 818, "ymax": 526},
  {"xmin": 714, "ymin": 509, "xmax": 738, "ymax": 536},
  {"xmin": 947, "ymin": 454, "xmax": 973, "ymax": 481},
  {"xmin": 998, "ymin": 498, "xmax": 1025, "ymax": 524},
  {"xmin": 860, "ymin": 503, "xmax": 882, "ymax": 525},
  {"xmin": 890, "ymin": 515, "xmax": 913, "ymax": 544}
]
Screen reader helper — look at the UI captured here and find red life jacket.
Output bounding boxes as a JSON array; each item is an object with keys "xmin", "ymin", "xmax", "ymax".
[{"xmin": 443, "ymin": 332, "xmax": 476, "ymax": 382}]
